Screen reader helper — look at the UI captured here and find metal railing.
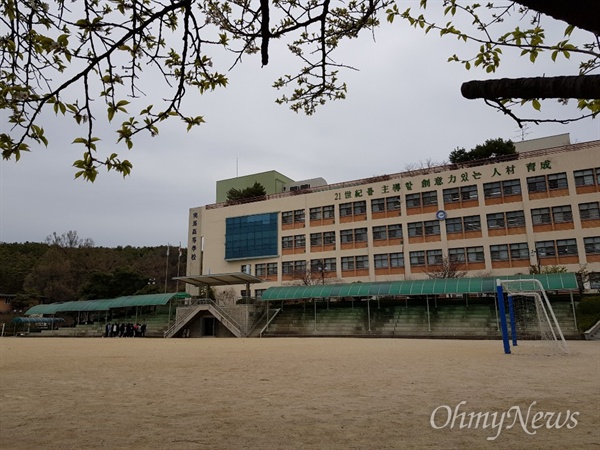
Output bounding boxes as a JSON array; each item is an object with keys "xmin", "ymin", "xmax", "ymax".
[
  {"xmin": 163, "ymin": 298, "xmax": 246, "ymax": 338},
  {"xmin": 259, "ymin": 308, "xmax": 281, "ymax": 337}
]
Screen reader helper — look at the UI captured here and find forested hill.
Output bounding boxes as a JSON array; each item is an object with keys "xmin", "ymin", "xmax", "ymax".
[{"xmin": 0, "ymin": 236, "xmax": 187, "ymax": 311}]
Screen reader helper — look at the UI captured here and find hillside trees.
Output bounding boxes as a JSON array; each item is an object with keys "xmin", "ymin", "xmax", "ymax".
[
  {"xmin": 1, "ymin": 1, "xmax": 597, "ymax": 180},
  {"xmin": 0, "ymin": 237, "xmax": 187, "ymax": 304}
]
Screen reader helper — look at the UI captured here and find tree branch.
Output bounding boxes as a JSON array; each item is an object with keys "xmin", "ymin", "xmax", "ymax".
[{"xmin": 462, "ymin": 75, "xmax": 600, "ymax": 100}]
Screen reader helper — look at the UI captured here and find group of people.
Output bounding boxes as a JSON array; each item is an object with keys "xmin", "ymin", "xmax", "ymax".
[{"xmin": 104, "ymin": 322, "xmax": 147, "ymax": 338}]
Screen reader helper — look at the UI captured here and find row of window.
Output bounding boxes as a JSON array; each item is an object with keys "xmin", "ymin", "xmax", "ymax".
[
  {"xmin": 281, "ymin": 202, "xmax": 600, "ymax": 246},
  {"xmin": 255, "ymin": 237, "xmax": 600, "ymax": 275},
  {"xmin": 282, "ymin": 168, "xmax": 600, "ymax": 223}
]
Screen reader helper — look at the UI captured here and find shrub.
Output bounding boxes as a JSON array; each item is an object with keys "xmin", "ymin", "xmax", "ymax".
[{"xmin": 576, "ymin": 296, "xmax": 600, "ymax": 332}]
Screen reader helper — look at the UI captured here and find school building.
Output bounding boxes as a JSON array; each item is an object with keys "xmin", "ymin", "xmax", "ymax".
[{"xmin": 185, "ymin": 134, "xmax": 600, "ymax": 300}]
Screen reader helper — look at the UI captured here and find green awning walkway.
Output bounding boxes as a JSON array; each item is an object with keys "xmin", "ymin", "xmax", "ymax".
[
  {"xmin": 259, "ymin": 273, "xmax": 578, "ymax": 301},
  {"xmin": 24, "ymin": 292, "xmax": 190, "ymax": 315}
]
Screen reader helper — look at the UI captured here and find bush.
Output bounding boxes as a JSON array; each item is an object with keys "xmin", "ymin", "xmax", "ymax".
[{"xmin": 576, "ymin": 296, "xmax": 600, "ymax": 332}]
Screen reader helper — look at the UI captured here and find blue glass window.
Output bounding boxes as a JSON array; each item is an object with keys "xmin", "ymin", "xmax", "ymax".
[{"xmin": 225, "ymin": 213, "xmax": 278, "ymax": 260}]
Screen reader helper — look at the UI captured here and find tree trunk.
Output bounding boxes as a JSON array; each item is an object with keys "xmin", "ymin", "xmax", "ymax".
[
  {"xmin": 515, "ymin": 1, "xmax": 600, "ymax": 35},
  {"xmin": 461, "ymin": 75, "xmax": 600, "ymax": 100}
]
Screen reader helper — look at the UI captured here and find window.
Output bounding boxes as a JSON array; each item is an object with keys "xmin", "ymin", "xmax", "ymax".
[
  {"xmin": 371, "ymin": 198, "xmax": 385, "ymax": 212},
  {"xmin": 424, "ymin": 220, "xmax": 440, "ymax": 236},
  {"xmin": 445, "ymin": 218, "xmax": 463, "ymax": 233},
  {"xmin": 506, "ymin": 210, "xmax": 525, "ymax": 227},
  {"xmin": 579, "ymin": 202, "xmax": 600, "ymax": 220},
  {"xmin": 323, "ymin": 258, "xmax": 336, "ymax": 272},
  {"xmin": 527, "ymin": 176, "xmax": 547, "ymax": 193},
  {"xmin": 510, "ymin": 243, "xmax": 529, "ymax": 260},
  {"xmin": 574, "ymin": 168, "xmax": 598, "ymax": 187},
  {"xmin": 491, "ymin": 244, "xmax": 509, "ymax": 261},
  {"xmin": 294, "ymin": 209, "xmax": 305, "ymax": 223},
  {"xmin": 556, "ymin": 239, "xmax": 577, "ymax": 256},
  {"xmin": 282, "ymin": 236, "xmax": 293, "ymax": 248},
  {"xmin": 255, "ymin": 264, "xmax": 266, "ymax": 276},
  {"xmin": 282, "ymin": 211, "xmax": 293, "ymax": 224},
  {"xmin": 461, "ymin": 185, "xmax": 478, "ymax": 201},
  {"xmin": 422, "ymin": 191, "xmax": 438, "ymax": 206},
  {"xmin": 386, "ymin": 196, "xmax": 401, "ymax": 211},
  {"xmin": 467, "ymin": 246, "xmax": 485, "ymax": 262},
  {"xmin": 323, "ymin": 231, "xmax": 335, "ymax": 245},
  {"xmin": 225, "ymin": 213, "xmax": 278, "ymax": 260},
  {"xmin": 312, "ymin": 258, "xmax": 336, "ymax": 273},
  {"xmin": 340, "ymin": 201, "xmax": 366, "ymax": 217},
  {"xmin": 443, "ymin": 188, "xmax": 460, "ymax": 203},
  {"xmin": 463, "ymin": 215, "xmax": 481, "ymax": 231},
  {"xmin": 310, "ymin": 233, "xmax": 322, "ymax": 246},
  {"xmin": 410, "ymin": 251, "xmax": 425, "ymax": 266},
  {"xmin": 354, "ymin": 201, "xmax": 367, "ymax": 215},
  {"xmin": 309, "ymin": 207, "xmax": 322, "ymax": 220},
  {"xmin": 373, "ymin": 226, "xmax": 387, "ymax": 240},
  {"xmin": 584, "ymin": 236, "xmax": 600, "ymax": 255},
  {"xmin": 484, "ymin": 179, "xmax": 521, "ymax": 197},
  {"xmin": 388, "ymin": 224, "xmax": 403, "ymax": 239},
  {"xmin": 339, "ymin": 203, "xmax": 353, "ymax": 217},
  {"xmin": 323, "ymin": 205, "xmax": 335, "ymax": 219},
  {"xmin": 267, "ymin": 263, "xmax": 278, "ymax": 275},
  {"xmin": 355, "ymin": 255, "xmax": 369, "ymax": 269},
  {"xmin": 483, "ymin": 182, "xmax": 501, "ymax": 199},
  {"xmin": 255, "ymin": 289, "xmax": 266, "ymax": 300},
  {"xmin": 590, "ymin": 272, "xmax": 600, "ymax": 290},
  {"xmin": 487, "ymin": 213, "xmax": 505, "ymax": 229},
  {"xmin": 502, "ymin": 179, "xmax": 521, "ymax": 196},
  {"xmin": 390, "ymin": 253, "xmax": 405, "ymax": 268},
  {"xmin": 355, "ymin": 228, "xmax": 368, "ymax": 242},
  {"xmin": 427, "ymin": 249, "xmax": 443, "ymax": 265},
  {"xmin": 341, "ymin": 229, "xmax": 354, "ymax": 243},
  {"xmin": 531, "ymin": 208, "xmax": 551, "ymax": 225},
  {"xmin": 405, "ymin": 193, "xmax": 421, "ymax": 208},
  {"xmin": 373, "ymin": 254, "xmax": 388, "ymax": 269},
  {"xmin": 552, "ymin": 205, "xmax": 573, "ymax": 223},
  {"xmin": 449, "ymin": 248, "xmax": 466, "ymax": 262},
  {"xmin": 282, "ymin": 261, "xmax": 294, "ymax": 274},
  {"xmin": 408, "ymin": 222, "xmax": 423, "ymax": 237},
  {"xmin": 535, "ymin": 241, "xmax": 556, "ymax": 257},
  {"xmin": 547, "ymin": 173, "xmax": 568, "ymax": 190},
  {"xmin": 294, "ymin": 235, "xmax": 306, "ymax": 248},
  {"xmin": 341, "ymin": 256, "xmax": 355, "ymax": 270}
]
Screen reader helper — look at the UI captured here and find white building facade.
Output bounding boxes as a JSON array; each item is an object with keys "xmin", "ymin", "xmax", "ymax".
[{"xmin": 186, "ymin": 136, "xmax": 600, "ymax": 299}]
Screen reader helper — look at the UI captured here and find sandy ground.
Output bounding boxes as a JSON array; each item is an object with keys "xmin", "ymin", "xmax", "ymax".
[{"xmin": 0, "ymin": 337, "xmax": 598, "ymax": 450}]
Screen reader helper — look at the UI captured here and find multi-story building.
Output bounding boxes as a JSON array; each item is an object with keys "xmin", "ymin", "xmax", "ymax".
[{"xmin": 186, "ymin": 134, "xmax": 600, "ymax": 299}]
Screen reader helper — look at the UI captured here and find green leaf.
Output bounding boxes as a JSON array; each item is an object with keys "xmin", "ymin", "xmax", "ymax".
[{"xmin": 532, "ymin": 99, "xmax": 541, "ymax": 111}]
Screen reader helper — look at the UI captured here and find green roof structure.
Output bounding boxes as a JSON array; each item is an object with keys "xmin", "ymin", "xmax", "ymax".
[
  {"xmin": 259, "ymin": 274, "xmax": 578, "ymax": 301},
  {"xmin": 25, "ymin": 292, "xmax": 190, "ymax": 315}
]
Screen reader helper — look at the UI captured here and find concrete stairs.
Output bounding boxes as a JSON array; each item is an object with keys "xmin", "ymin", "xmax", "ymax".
[{"xmin": 261, "ymin": 301, "xmax": 582, "ymax": 339}]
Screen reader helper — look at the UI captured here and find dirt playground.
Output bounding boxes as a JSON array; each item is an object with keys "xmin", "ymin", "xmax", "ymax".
[{"xmin": 0, "ymin": 337, "xmax": 598, "ymax": 449}]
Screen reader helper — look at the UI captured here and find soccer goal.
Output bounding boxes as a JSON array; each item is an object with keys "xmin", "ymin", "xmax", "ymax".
[{"xmin": 496, "ymin": 279, "xmax": 569, "ymax": 355}]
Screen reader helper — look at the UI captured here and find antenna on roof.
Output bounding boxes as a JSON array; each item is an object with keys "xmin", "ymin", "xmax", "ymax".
[{"xmin": 513, "ymin": 124, "xmax": 531, "ymax": 141}]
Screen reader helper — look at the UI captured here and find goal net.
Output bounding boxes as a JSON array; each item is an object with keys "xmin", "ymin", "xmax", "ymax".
[{"xmin": 500, "ymin": 279, "xmax": 569, "ymax": 355}]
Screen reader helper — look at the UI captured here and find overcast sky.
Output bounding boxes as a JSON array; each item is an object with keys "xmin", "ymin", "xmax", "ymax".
[{"xmin": 1, "ymin": 2, "xmax": 599, "ymax": 248}]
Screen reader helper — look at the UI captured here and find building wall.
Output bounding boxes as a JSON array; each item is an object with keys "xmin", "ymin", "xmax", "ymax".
[
  {"xmin": 215, "ymin": 170, "xmax": 295, "ymax": 203},
  {"xmin": 187, "ymin": 140, "xmax": 600, "ymax": 299}
]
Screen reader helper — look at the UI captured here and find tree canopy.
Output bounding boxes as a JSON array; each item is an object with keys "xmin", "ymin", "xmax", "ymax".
[
  {"xmin": 226, "ymin": 182, "xmax": 267, "ymax": 202},
  {"xmin": 449, "ymin": 137, "xmax": 516, "ymax": 163},
  {"xmin": 1, "ymin": 0, "xmax": 598, "ymax": 180}
]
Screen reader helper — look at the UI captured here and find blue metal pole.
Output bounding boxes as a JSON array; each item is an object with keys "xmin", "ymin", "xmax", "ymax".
[
  {"xmin": 496, "ymin": 280, "xmax": 511, "ymax": 354},
  {"xmin": 508, "ymin": 294, "xmax": 518, "ymax": 347}
]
